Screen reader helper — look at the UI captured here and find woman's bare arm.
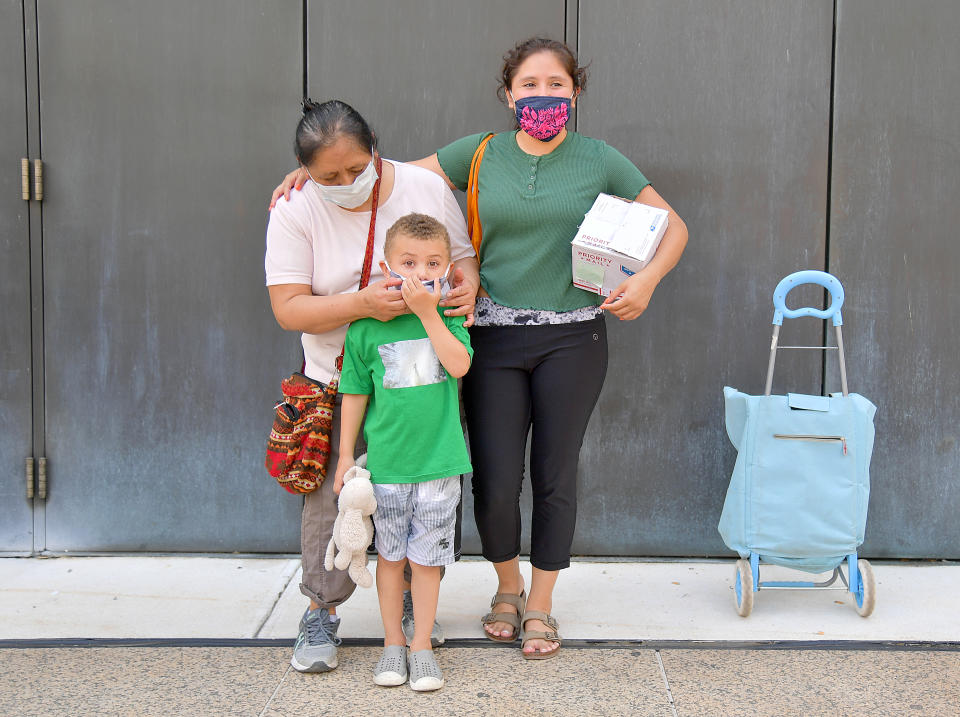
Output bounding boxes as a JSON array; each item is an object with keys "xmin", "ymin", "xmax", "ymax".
[
  {"xmin": 600, "ymin": 185, "xmax": 689, "ymax": 321},
  {"xmin": 268, "ymin": 279, "xmax": 405, "ymax": 335}
]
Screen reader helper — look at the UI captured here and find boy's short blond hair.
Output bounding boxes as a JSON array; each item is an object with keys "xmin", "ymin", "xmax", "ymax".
[{"xmin": 384, "ymin": 213, "xmax": 451, "ymax": 261}]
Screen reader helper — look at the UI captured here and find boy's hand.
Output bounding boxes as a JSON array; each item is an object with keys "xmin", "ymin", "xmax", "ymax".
[
  {"xmin": 333, "ymin": 457, "xmax": 354, "ymax": 495},
  {"xmin": 401, "ymin": 276, "xmax": 440, "ymax": 320}
]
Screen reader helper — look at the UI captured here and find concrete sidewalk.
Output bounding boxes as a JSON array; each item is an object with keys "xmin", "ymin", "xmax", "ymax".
[
  {"xmin": 1, "ymin": 556, "xmax": 958, "ymax": 716},
  {"xmin": 2, "ymin": 556, "xmax": 958, "ymax": 642}
]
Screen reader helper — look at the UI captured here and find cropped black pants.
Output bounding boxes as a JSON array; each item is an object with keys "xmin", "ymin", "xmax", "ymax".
[{"xmin": 463, "ymin": 316, "xmax": 608, "ymax": 571}]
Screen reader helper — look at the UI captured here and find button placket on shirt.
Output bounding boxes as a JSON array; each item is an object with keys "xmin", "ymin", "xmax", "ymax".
[{"xmin": 525, "ymin": 155, "xmax": 540, "ymax": 195}]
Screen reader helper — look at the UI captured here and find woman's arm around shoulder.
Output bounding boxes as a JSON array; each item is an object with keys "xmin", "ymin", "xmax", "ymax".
[
  {"xmin": 409, "ymin": 132, "xmax": 491, "ymax": 193},
  {"xmin": 408, "ymin": 154, "xmax": 457, "ymax": 192},
  {"xmin": 599, "ymin": 185, "xmax": 689, "ymax": 321},
  {"xmin": 268, "ymin": 167, "xmax": 310, "ymax": 210}
]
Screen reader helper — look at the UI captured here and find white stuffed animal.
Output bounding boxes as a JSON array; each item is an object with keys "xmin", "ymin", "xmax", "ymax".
[{"xmin": 324, "ymin": 455, "xmax": 377, "ymax": 588}]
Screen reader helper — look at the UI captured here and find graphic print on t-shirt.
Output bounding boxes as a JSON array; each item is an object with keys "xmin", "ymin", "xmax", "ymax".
[{"xmin": 378, "ymin": 338, "xmax": 446, "ymax": 389}]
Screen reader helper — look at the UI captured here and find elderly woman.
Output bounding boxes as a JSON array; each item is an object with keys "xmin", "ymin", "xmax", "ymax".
[{"xmin": 265, "ymin": 99, "xmax": 478, "ymax": 674}]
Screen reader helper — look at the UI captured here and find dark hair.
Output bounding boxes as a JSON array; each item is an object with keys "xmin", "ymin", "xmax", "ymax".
[
  {"xmin": 384, "ymin": 213, "xmax": 451, "ymax": 260},
  {"xmin": 496, "ymin": 37, "xmax": 588, "ymax": 104},
  {"xmin": 294, "ymin": 99, "xmax": 376, "ymax": 166}
]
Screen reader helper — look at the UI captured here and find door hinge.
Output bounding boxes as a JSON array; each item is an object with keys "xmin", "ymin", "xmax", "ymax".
[
  {"xmin": 38, "ymin": 457, "xmax": 47, "ymax": 500},
  {"xmin": 33, "ymin": 159, "xmax": 43, "ymax": 201},
  {"xmin": 21, "ymin": 159, "xmax": 30, "ymax": 200},
  {"xmin": 20, "ymin": 159, "xmax": 43, "ymax": 201},
  {"xmin": 26, "ymin": 457, "xmax": 48, "ymax": 500}
]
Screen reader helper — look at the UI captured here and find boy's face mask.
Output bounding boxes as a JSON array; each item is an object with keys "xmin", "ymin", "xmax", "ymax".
[{"xmin": 385, "ymin": 261, "xmax": 452, "ymax": 299}]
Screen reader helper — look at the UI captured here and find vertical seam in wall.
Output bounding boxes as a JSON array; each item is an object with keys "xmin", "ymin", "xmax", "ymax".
[
  {"xmin": 20, "ymin": 2, "xmax": 29, "ymax": 159},
  {"xmin": 301, "ymin": 0, "xmax": 308, "ymax": 101},
  {"xmin": 575, "ymin": 0, "xmax": 580, "ymax": 134},
  {"xmin": 27, "ymin": 0, "xmax": 46, "ymax": 553},
  {"xmin": 822, "ymin": 0, "xmax": 840, "ymax": 395},
  {"xmin": 21, "ymin": 0, "xmax": 32, "ymax": 467},
  {"xmin": 566, "ymin": 0, "xmax": 579, "ymax": 133}
]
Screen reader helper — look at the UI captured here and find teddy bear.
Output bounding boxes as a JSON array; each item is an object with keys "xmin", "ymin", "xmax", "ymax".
[{"xmin": 324, "ymin": 454, "xmax": 377, "ymax": 588}]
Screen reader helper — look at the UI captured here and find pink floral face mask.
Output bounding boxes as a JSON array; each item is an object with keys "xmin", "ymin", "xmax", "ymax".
[{"xmin": 512, "ymin": 95, "xmax": 572, "ymax": 141}]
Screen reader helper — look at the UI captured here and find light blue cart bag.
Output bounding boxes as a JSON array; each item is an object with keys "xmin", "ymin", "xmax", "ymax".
[{"xmin": 718, "ymin": 271, "xmax": 877, "ymax": 574}]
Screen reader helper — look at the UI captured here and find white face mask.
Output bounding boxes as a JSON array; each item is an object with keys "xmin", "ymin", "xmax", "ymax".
[
  {"xmin": 307, "ymin": 159, "xmax": 378, "ymax": 209},
  {"xmin": 385, "ymin": 261, "xmax": 452, "ymax": 298}
]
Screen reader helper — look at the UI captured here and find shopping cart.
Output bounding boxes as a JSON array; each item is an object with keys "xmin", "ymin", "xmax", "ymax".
[{"xmin": 719, "ymin": 270, "xmax": 878, "ymax": 617}]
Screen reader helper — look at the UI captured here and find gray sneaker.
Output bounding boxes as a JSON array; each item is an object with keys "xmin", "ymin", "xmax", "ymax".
[
  {"xmin": 290, "ymin": 607, "xmax": 341, "ymax": 673},
  {"xmin": 401, "ymin": 590, "xmax": 445, "ymax": 647}
]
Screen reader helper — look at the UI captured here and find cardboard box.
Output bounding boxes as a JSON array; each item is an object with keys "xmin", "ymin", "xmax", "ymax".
[{"xmin": 571, "ymin": 194, "xmax": 669, "ymax": 296}]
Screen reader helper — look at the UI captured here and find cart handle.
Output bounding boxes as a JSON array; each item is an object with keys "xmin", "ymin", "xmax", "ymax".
[{"xmin": 772, "ymin": 270, "xmax": 844, "ymax": 326}]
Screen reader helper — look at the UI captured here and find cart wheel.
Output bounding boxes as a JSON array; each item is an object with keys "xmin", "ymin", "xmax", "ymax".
[
  {"xmin": 734, "ymin": 559, "xmax": 754, "ymax": 617},
  {"xmin": 853, "ymin": 559, "xmax": 876, "ymax": 617}
]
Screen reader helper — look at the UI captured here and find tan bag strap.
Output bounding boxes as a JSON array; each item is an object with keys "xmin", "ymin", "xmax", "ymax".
[{"xmin": 467, "ymin": 133, "xmax": 495, "ymax": 255}]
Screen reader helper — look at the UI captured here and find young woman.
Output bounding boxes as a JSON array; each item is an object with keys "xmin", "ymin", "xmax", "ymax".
[
  {"xmin": 270, "ymin": 38, "xmax": 688, "ymax": 660},
  {"xmin": 266, "ymin": 99, "xmax": 478, "ymax": 674}
]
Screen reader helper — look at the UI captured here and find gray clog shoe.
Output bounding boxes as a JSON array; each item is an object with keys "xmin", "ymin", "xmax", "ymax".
[
  {"xmin": 373, "ymin": 644, "xmax": 408, "ymax": 687},
  {"xmin": 408, "ymin": 649, "xmax": 444, "ymax": 692}
]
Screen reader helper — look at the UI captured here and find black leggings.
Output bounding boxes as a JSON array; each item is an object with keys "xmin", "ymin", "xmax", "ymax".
[{"xmin": 463, "ymin": 316, "xmax": 608, "ymax": 571}]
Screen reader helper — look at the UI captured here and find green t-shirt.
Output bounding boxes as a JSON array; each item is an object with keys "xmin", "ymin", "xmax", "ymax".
[
  {"xmin": 339, "ymin": 310, "xmax": 473, "ymax": 484},
  {"xmin": 437, "ymin": 131, "xmax": 650, "ymax": 312}
]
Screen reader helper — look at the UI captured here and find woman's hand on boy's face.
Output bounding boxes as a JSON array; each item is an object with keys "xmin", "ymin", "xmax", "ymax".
[
  {"xmin": 439, "ymin": 266, "xmax": 477, "ymax": 327},
  {"xmin": 400, "ymin": 275, "xmax": 440, "ymax": 318},
  {"xmin": 359, "ymin": 278, "xmax": 407, "ymax": 322}
]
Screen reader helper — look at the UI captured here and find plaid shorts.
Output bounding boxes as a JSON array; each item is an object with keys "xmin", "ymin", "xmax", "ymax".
[{"xmin": 372, "ymin": 476, "xmax": 460, "ymax": 567}]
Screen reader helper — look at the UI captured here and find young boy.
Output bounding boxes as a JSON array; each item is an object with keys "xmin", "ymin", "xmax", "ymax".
[{"xmin": 334, "ymin": 213, "xmax": 472, "ymax": 692}]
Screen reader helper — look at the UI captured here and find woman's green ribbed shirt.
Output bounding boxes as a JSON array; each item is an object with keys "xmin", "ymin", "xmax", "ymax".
[{"xmin": 437, "ymin": 131, "xmax": 650, "ymax": 312}]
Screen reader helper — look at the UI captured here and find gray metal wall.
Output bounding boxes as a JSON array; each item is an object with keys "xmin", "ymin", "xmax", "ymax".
[
  {"xmin": 1, "ymin": 0, "xmax": 34, "ymax": 554},
  {"xmin": 829, "ymin": 0, "xmax": 960, "ymax": 557},
  {"xmin": 27, "ymin": 0, "xmax": 305, "ymax": 551},
  {"xmin": 307, "ymin": 0, "xmax": 567, "ymax": 162},
  {"xmin": 1, "ymin": 0, "xmax": 957, "ymax": 557},
  {"xmin": 577, "ymin": 0, "xmax": 834, "ymax": 555}
]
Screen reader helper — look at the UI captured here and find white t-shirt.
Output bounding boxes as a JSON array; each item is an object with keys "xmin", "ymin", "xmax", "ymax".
[{"xmin": 265, "ymin": 160, "xmax": 473, "ymax": 384}]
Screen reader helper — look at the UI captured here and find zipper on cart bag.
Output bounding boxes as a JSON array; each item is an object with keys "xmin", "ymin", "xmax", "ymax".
[{"xmin": 773, "ymin": 434, "xmax": 847, "ymax": 455}]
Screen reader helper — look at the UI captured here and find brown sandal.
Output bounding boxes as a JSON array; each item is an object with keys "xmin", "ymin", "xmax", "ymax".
[
  {"xmin": 481, "ymin": 590, "xmax": 526, "ymax": 642},
  {"xmin": 521, "ymin": 610, "xmax": 561, "ymax": 660}
]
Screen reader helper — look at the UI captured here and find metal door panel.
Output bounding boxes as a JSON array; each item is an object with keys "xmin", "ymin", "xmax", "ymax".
[
  {"xmin": 307, "ymin": 0, "xmax": 565, "ymax": 554},
  {"xmin": 36, "ymin": 1, "xmax": 303, "ymax": 551},
  {"xmin": 0, "ymin": 0, "xmax": 34, "ymax": 553},
  {"xmin": 578, "ymin": 1, "xmax": 834, "ymax": 555},
  {"xmin": 307, "ymin": 0, "xmax": 566, "ymax": 162},
  {"xmin": 830, "ymin": 0, "xmax": 960, "ymax": 557}
]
